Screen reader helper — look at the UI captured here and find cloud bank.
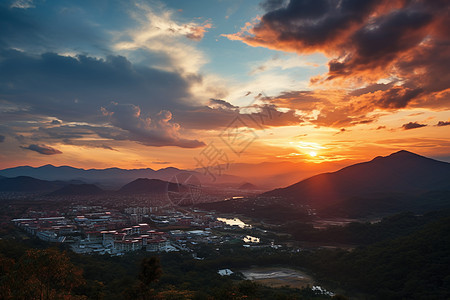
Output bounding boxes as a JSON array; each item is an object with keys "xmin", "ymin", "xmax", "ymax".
[{"xmin": 226, "ymin": 0, "xmax": 450, "ymax": 127}]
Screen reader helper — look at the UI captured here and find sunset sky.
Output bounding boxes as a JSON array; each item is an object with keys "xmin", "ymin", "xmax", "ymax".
[{"xmin": 0, "ymin": 0, "xmax": 449, "ymax": 173}]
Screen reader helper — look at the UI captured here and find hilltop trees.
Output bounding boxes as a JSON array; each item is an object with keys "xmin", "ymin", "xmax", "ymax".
[
  {"xmin": 0, "ymin": 248, "xmax": 85, "ymax": 300},
  {"xmin": 124, "ymin": 256, "xmax": 163, "ymax": 300}
]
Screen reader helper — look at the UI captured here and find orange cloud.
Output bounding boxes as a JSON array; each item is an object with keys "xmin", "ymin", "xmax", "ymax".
[
  {"xmin": 186, "ymin": 22, "xmax": 212, "ymax": 41},
  {"xmin": 226, "ymin": 0, "xmax": 450, "ymax": 123},
  {"xmin": 402, "ymin": 122, "xmax": 427, "ymax": 130}
]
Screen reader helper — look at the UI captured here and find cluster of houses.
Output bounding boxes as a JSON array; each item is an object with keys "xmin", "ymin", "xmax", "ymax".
[
  {"xmin": 12, "ymin": 216, "xmax": 74, "ymax": 243},
  {"xmin": 83, "ymin": 223, "xmax": 176, "ymax": 254},
  {"xmin": 11, "ymin": 204, "xmax": 269, "ymax": 256}
]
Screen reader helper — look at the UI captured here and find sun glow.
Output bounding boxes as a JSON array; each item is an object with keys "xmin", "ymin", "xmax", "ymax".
[
  {"xmin": 309, "ymin": 151, "xmax": 317, "ymax": 157},
  {"xmin": 291, "ymin": 141, "xmax": 326, "ymax": 151}
]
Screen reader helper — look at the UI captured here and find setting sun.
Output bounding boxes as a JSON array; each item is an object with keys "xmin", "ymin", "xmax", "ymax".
[{"xmin": 309, "ymin": 151, "xmax": 317, "ymax": 157}]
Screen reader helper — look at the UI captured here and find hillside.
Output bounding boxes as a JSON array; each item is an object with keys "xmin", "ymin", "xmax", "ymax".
[
  {"xmin": 48, "ymin": 184, "xmax": 105, "ymax": 196},
  {"xmin": 117, "ymin": 178, "xmax": 179, "ymax": 195},
  {"xmin": 0, "ymin": 176, "xmax": 68, "ymax": 192},
  {"xmin": 0, "ymin": 165, "xmax": 182, "ymax": 187},
  {"xmin": 0, "ymin": 164, "xmax": 242, "ymax": 187},
  {"xmin": 262, "ymin": 150, "xmax": 450, "ymax": 217}
]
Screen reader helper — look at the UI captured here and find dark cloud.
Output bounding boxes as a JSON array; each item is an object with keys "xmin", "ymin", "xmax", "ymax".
[
  {"xmin": 372, "ymin": 87, "xmax": 424, "ymax": 109},
  {"xmin": 327, "ymin": 8, "xmax": 433, "ymax": 80},
  {"xmin": 91, "ymin": 144, "xmax": 116, "ymax": 151},
  {"xmin": 260, "ymin": 0, "xmax": 287, "ymax": 11},
  {"xmin": 230, "ymin": 0, "xmax": 442, "ymax": 80},
  {"xmin": 228, "ymin": 0, "xmax": 387, "ymax": 53},
  {"xmin": 402, "ymin": 122, "xmax": 427, "ymax": 130},
  {"xmin": 227, "ymin": 0, "xmax": 450, "ymax": 119},
  {"xmin": 349, "ymin": 82, "xmax": 395, "ymax": 97},
  {"xmin": 437, "ymin": 121, "xmax": 450, "ymax": 126},
  {"xmin": 102, "ymin": 103, "xmax": 205, "ymax": 148},
  {"xmin": 174, "ymin": 104, "xmax": 303, "ymax": 130},
  {"xmin": 37, "ymin": 125, "xmax": 95, "ymax": 140},
  {"xmin": 0, "ymin": 2, "xmax": 40, "ymax": 48},
  {"xmin": 0, "ymin": 50, "xmax": 193, "ymax": 122},
  {"xmin": 173, "ymin": 106, "xmax": 239, "ymax": 130},
  {"xmin": 20, "ymin": 144, "xmax": 62, "ymax": 155},
  {"xmin": 0, "ymin": 49, "xmax": 207, "ymax": 148},
  {"xmin": 176, "ymin": 99, "xmax": 302, "ymax": 131},
  {"xmin": 333, "ymin": 128, "xmax": 347, "ymax": 135},
  {"xmin": 0, "ymin": 135, "xmax": 4, "ymax": 142}
]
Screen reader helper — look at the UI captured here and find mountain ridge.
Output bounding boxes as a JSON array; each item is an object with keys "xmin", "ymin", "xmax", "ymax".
[
  {"xmin": 117, "ymin": 178, "xmax": 179, "ymax": 194},
  {"xmin": 261, "ymin": 150, "xmax": 450, "ymax": 217},
  {"xmin": 0, "ymin": 164, "xmax": 241, "ymax": 187},
  {"xmin": 0, "ymin": 176, "xmax": 71, "ymax": 192},
  {"xmin": 48, "ymin": 183, "xmax": 106, "ymax": 196}
]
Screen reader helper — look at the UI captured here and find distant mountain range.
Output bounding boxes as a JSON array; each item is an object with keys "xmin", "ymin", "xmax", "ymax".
[
  {"xmin": 0, "ymin": 176, "xmax": 186, "ymax": 197},
  {"xmin": 2, "ymin": 150, "xmax": 450, "ymax": 218},
  {"xmin": 0, "ymin": 164, "xmax": 241, "ymax": 188},
  {"xmin": 262, "ymin": 150, "xmax": 450, "ymax": 217},
  {"xmin": 0, "ymin": 159, "xmax": 353, "ymax": 190}
]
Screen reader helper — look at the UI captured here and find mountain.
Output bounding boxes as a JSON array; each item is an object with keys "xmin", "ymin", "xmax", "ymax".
[
  {"xmin": 0, "ymin": 175, "xmax": 183, "ymax": 196},
  {"xmin": 0, "ymin": 176, "xmax": 68, "ymax": 192},
  {"xmin": 262, "ymin": 150, "xmax": 450, "ymax": 217},
  {"xmin": 0, "ymin": 164, "xmax": 242, "ymax": 188},
  {"xmin": 117, "ymin": 178, "xmax": 179, "ymax": 195},
  {"xmin": 48, "ymin": 184, "xmax": 105, "ymax": 196},
  {"xmin": 0, "ymin": 165, "xmax": 180, "ymax": 187}
]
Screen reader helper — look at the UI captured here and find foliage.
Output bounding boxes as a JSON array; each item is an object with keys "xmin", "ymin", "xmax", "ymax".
[
  {"xmin": 279, "ymin": 209, "xmax": 450, "ymax": 245},
  {"xmin": 298, "ymin": 215, "xmax": 450, "ymax": 299},
  {"xmin": 0, "ymin": 248, "xmax": 85, "ymax": 300}
]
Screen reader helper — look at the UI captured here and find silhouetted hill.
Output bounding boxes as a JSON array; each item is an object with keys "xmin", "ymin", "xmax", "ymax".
[
  {"xmin": 0, "ymin": 164, "xmax": 242, "ymax": 187},
  {"xmin": 0, "ymin": 176, "xmax": 68, "ymax": 192},
  {"xmin": 262, "ymin": 150, "xmax": 450, "ymax": 217},
  {"xmin": 0, "ymin": 164, "xmax": 181, "ymax": 187},
  {"xmin": 48, "ymin": 184, "xmax": 105, "ymax": 196},
  {"xmin": 117, "ymin": 178, "xmax": 179, "ymax": 194}
]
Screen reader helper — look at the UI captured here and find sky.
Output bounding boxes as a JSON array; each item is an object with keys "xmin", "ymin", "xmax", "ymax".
[{"xmin": 0, "ymin": 0, "xmax": 449, "ymax": 174}]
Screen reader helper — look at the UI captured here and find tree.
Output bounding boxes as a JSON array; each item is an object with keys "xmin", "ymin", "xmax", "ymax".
[
  {"xmin": 139, "ymin": 257, "xmax": 162, "ymax": 286},
  {"xmin": 130, "ymin": 256, "xmax": 163, "ymax": 300},
  {"xmin": 1, "ymin": 248, "xmax": 85, "ymax": 300}
]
